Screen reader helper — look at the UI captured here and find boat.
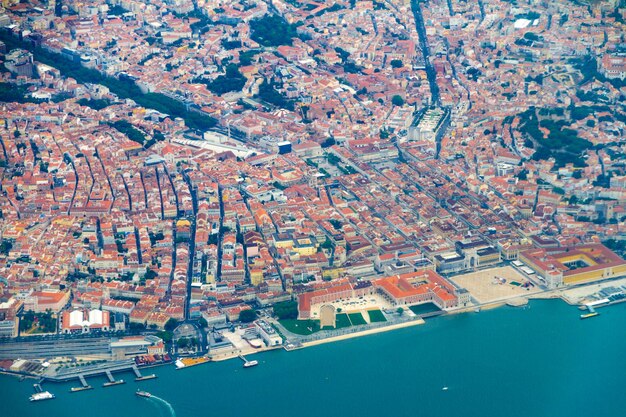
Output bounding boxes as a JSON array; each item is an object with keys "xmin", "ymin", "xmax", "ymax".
[
  {"xmin": 136, "ymin": 390, "xmax": 152, "ymax": 398},
  {"xmin": 30, "ymin": 391, "xmax": 55, "ymax": 402},
  {"xmin": 442, "ymin": 387, "xmax": 449, "ymax": 391},
  {"xmin": 243, "ymin": 360, "xmax": 258, "ymax": 368},
  {"xmin": 175, "ymin": 358, "xmax": 186, "ymax": 369},
  {"xmin": 580, "ymin": 312, "xmax": 599, "ymax": 319}
]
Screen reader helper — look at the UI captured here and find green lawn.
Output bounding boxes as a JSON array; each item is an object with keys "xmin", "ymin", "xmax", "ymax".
[
  {"xmin": 348, "ymin": 312, "xmax": 367, "ymax": 326},
  {"xmin": 279, "ymin": 319, "xmax": 320, "ymax": 335},
  {"xmin": 283, "ymin": 312, "xmax": 367, "ymax": 333},
  {"xmin": 367, "ymin": 309, "xmax": 387, "ymax": 323},
  {"xmin": 335, "ymin": 313, "xmax": 352, "ymax": 328},
  {"xmin": 408, "ymin": 303, "xmax": 441, "ymax": 315},
  {"xmin": 322, "ymin": 313, "xmax": 352, "ymax": 330}
]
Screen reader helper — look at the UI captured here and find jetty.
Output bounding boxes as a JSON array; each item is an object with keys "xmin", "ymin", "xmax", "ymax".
[
  {"xmin": 103, "ymin": 370, "xmax": 125, "ymax": 387},
  {"xmin": 133, "ymin": 366, "xmax": 157, "ymax": 381},
  {"xmin": 239, "ymin": 354, "xmax": 258, "ymax": 368},
  {"xmin": 42, "ymin": 359, "xmax": 157, "ymax": 390},
  {"xmin": 70, "ymin": 375, "xmax": 93, "ymax": 392}
]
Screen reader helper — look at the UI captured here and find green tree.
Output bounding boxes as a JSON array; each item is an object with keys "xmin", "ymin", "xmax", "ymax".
[
  {"xmin": 77, "ymin": 98, "xmax": 112, "ymax": 110},
  {"xmin": 391, "ymin": 95, "xmax": 404, "ymax": 106},
  {"xmin": 239, "ymin": 309, "xmax": 257, "ymax": 323},
  {"xmin": 321, "ymin": 238, "xmax": 334, "ymax": 250},
  {"xmin": 329, "ymin": 219, "xmax": 343, "ymax": 230},
  {"xmin": 273, "ymin": 301, "xmax": 298, "ymax": 320},
  {"xmin": 321, "ymin": 137, "xmax": 336, "ymax": 148},
  {"xmin": 198, "ymin": 64, "xmax": 246, "ymax": 95},
  {"xmin": 177, "ymin": 337, "xmax": 189, "ymax": 348},
  {"xmin": 390, "ymin": 59, "xmax": 403, "ymax": 68},
  {"xmin": 156, "ymin": 330, "xmax": 173, "ymax": 343},
  {"xmin": 164, "ymin": 318, "xmax": 179, "ymax": 331},
  {"xmin": 0, "ymin": 239, "xmax": 13, "ymax": 255},
  {"xmin": 129, "ymin": 322, "xmax": 146, "ymax": 331},
  {"xmin": 250, "ymin": 15, "xmax": 299, "ymax": 47},
  {"xmin": 256, "ymin": 78, "xmax": 294, "ymax": 110}
]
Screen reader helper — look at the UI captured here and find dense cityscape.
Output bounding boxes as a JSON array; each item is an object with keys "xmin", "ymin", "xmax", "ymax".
[{"xmin": 0, "ymin": 0, "xmax": 625, "ymax": 410}]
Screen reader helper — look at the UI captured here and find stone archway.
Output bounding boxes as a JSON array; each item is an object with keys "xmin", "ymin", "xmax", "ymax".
[{"xmin": 319, "ymin": 304, "xmax": 336, "ymax": 328}]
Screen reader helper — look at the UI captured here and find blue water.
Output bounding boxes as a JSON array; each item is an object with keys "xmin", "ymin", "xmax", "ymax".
[{"xmin": 2, "ymin": 299, "xmax": 626, "ymax": 417}]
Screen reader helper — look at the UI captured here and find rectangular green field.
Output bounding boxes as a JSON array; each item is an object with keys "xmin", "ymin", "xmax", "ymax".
[
  {"xmin": 367, "ymin": 309, "xmax": 387, "ymax": 323},
  {"xmin": 409, "ymin": 303, "xmax": 441, "ymax": 315},
  {"xmin": 334, "ymin": 313, "xmax": 352, "ymax": 329},
  {"xmin": 279, "ymin": 319, "xmax": 320, "ymax": 335},
  {"xmin": 348, "ymin": 312, "xmax": 367, "ymax": 326}
]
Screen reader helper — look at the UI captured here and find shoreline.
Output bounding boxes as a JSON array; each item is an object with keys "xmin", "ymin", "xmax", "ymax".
[
  {"xmin": 0, "ymin": 289, "xmax": 610, "ymax": 382},
  {"xmin": 301, "ymin": 318, "xmax": 426, "ymax": 349},
  {"xmin": 209, "ymin": 345, "xmax": 283, "ymax": 362}
]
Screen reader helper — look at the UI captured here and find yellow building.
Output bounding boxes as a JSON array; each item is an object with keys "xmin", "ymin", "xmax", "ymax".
[
  {"xmin": 250, "ymin": 269, "xmax": 264, "ymax": 286},
  {"xmin": 521, "ymin": 244, "xmax": 626, "ymax": 288},
  {"xmin": 273, "ymin": 233, "xmax": 294, "ymax": 249},
  {"xmin": 322, "ymin": 267, "xmax": 345, "ymax": 280},
  {"xmin": 293, "ymin": 237, "xmax": 318, "ymax": 256}
]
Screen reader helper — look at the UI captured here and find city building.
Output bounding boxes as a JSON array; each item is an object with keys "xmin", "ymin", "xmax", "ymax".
[{"xmin": 61, "ymin": 309, "xmax": 110, "ymax": 334}]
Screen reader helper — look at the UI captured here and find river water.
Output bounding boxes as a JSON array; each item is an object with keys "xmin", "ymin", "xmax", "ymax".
[{"xmin": 2, "ymin": 299, "xmax": 625, "ymax": 417}]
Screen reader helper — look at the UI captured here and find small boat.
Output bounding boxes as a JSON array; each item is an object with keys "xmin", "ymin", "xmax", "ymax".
[
  {"xmin": 136, "ymin": 390, "xmax": 152, "ymax": 398},
  {"xmin": 580, "ymin": 312, "xmax": 599, "ymax": 319},
  {"xmin": 243, "ymin": 360, "xmax": 258, "ymax": 368},
  {"xmin": 30, "ymin": 391, "xmax": 55, "ymax": 402},
  {"xmin": 175, "ymin": 358, "xmax": 185, "ymax": 369},
  {"xmin": 442, "ymin": 387, "xmax": 449, "ymax": 391}
]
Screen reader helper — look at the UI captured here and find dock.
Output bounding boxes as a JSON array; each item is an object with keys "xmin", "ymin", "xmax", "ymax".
[
  {"xmin": 40, "ymin": 359, "xmax": 160, "ymax": 390},
  {"xmin": 103, "ymin": 370, "xmax": 125, "ymax": 387},
  {"xmin": 70, "ymin": 374, "xmax": 93, "ymax": 392},
  {"xmin": 238, "ymin": 354, "xmax": 258, "ymax": 368},
  {"xmin": 133, "ymin": 365, "xmax": 157, "ymax": 381},
  {"xmin": 43, "ymin": 359, "xmax": 136, "ymax": 383}
]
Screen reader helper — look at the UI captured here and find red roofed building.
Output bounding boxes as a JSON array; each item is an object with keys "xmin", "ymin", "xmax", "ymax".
[
  {"xmin": 61, "ymin": 309, "xmax": 110, "ymax": 334},
  {"xmin": 23, "ymin": 290, "xmax": 70, "ymax": 313},
  {"xmin": 374, "ymin": 271, "xmax": 458, "ymax": 309}
]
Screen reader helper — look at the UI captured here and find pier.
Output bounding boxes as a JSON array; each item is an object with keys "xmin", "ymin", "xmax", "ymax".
[
  {"xmin": 70, "ymin": 374, "xmax": 93, "ymax": 392},
  {"xmin": 41, "ymin": 360, "xmax": 158, "ymax": 390},
  {"xmin": 132, "ymin": 365, "xmax": 157, "ymax": 381},
  {"xmin": 41, "ymin": 359, "xmax": 158, "ymax": 389},
  {"xmin": 238, "ymin": 354, "xmax": 258, "ymax": 368},
  {"xmin": 103, "ymin": 370, "xmax": 125, "ymax": 387},
  {"xmin": 43, "ymin": 360, "xmax": 137, "ymax": 383}
]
